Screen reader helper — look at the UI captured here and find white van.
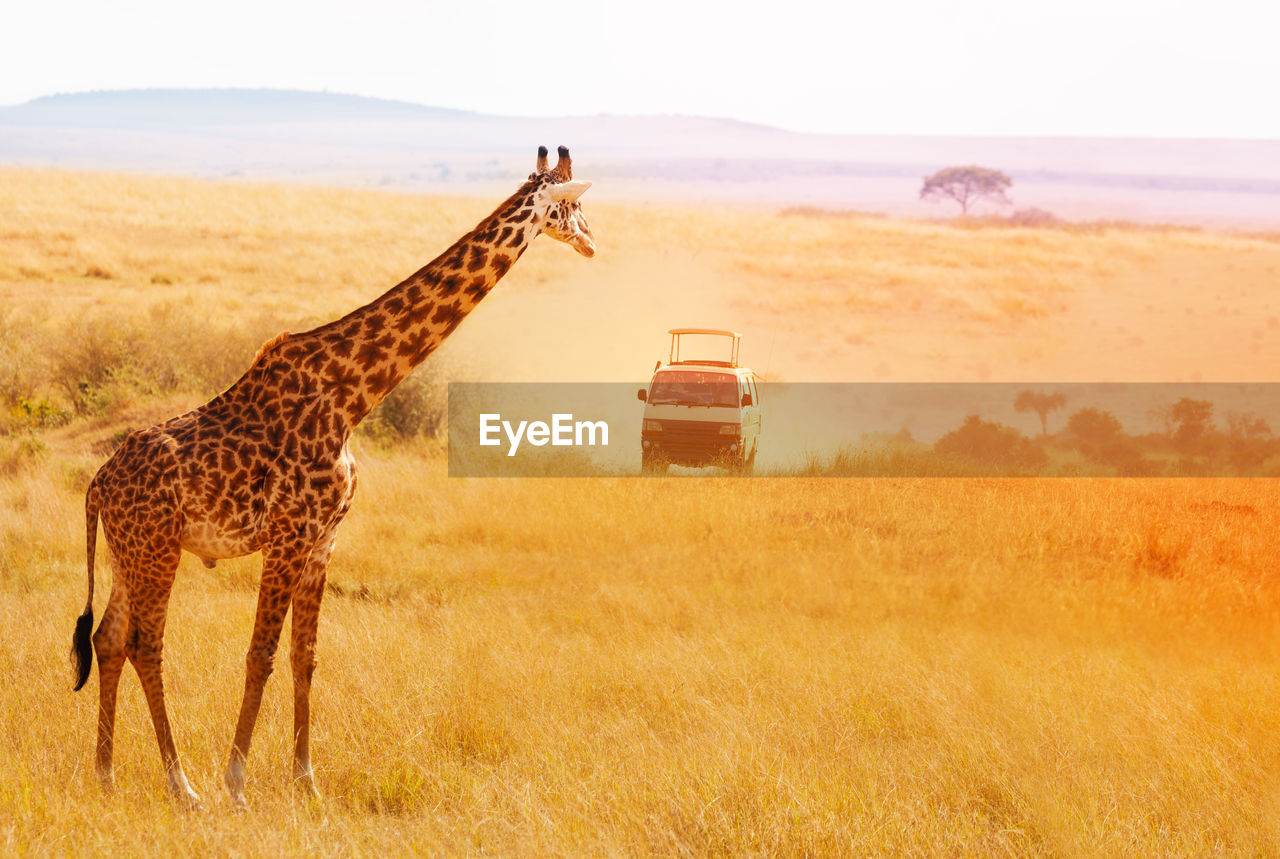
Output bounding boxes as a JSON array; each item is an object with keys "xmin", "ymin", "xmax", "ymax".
[{"xmin": 636, "ymin": 329, "xmax": 761, "ymax": 475}]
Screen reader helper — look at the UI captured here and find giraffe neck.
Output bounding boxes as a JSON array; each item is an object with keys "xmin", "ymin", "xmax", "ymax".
[{"xmin": 276, "ymin": 179, "xmax": 548, "ymax": 428}]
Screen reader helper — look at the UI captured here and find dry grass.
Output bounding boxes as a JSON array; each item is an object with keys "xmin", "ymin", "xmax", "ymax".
[
  {"xmin": 6, "ymin": 459, "xmax": 1280, "ymax": 853},
  {"xmin": 3, "ymin": 169, "xmax": 1280, "ymax": 853},
  {"xmin": 6, "ymin": 166, "xmax": 1280, "ymax": 391}
]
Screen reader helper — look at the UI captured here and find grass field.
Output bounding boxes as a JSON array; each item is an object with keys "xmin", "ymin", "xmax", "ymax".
[{"xmin": 4, "ymin": 168, "xmax": 1280, "ymax": 854}]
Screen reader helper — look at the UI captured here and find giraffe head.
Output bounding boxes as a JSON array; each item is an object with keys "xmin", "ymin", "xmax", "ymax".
[{"xmin": 531, "ymin": 145, "xmax": 595, "ymax": 258}]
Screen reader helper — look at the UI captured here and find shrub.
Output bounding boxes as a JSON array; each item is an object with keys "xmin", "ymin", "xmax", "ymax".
[
  {"xmin": 1096, "ymin": 439, "xmax": 1159, "ymax": 476},
  {"xmin": 362, "ymin": 366, "xmax": 448, "ymax": 443},
  {"xmin": 40, "ymin": 308, "xmax": 290, "ymax": 415},
  {"xmin": 1006, "ymin": 208, "xmax": 1060, "ymax": 227},
  {"xmin": 934, "ymin": 415, "xmax": 1047, "ymax": 471},
  {"xmin": 0, "ymin": 311, "xmax": 42, "ymax": 411},
  {"xmin": 0, "ymin": 435, "xmax": 47, "ymax": 476},
  {"xmin": 9, "ymin": 397, "xmax": 71, "ymax": 430},
  {"xmin": 50, "ymin": 321, "xmax": 141, "ymax": 414}
]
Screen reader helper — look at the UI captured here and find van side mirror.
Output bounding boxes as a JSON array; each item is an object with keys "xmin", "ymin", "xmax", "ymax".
[
  {"xmin": 637, "ymin": 388, "xmax": 647, "ymax": 402},
  {"xmin": 741, "ymin": 393, "xmax": 753, "ymax": 407}
]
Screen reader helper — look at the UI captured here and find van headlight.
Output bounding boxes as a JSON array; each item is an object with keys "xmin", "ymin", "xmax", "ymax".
[
  {"xmin": 643, "ymin": 420, "xmax": 662, "ymax": 432},
  {"xmin": 718, "ymin": 424, "xmax": 740, "ymax": 436}
]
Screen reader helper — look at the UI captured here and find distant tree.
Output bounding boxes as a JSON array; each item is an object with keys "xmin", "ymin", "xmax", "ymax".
[
  {"xmin": 1169, "ymin": 397, "xmax": 1214, "ymax": 454},
  {"xmin": 1063, "ymin": 407, "xmax": 1154, "ymax": 474},
  {"xmin": 1225, "ymin": 411, "xmax": 1271, "ymax": 439},
  {"xmin": 1014, "ymin": 389, "xmax": 1067, "ymax": 436},
  {"xmin": 1223, "ymin": 412, "xmax": 1277, "ymax": 474},
  {"xmin": 1147, "ymin": 403, "xmax": 1175, "ymax": 436},
  {"xmin": 1066, "ymin": 407, "xmax": 1123, "ymax": 445},
  {"xmin": 920, "ymin": 166, "xmax": 1013, "ymax": 215}
]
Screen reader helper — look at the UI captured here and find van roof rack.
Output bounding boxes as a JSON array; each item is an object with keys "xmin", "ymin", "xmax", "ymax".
[{"xmin": 667, "ymin": 329, "xmax": 742, "ymax": 368}]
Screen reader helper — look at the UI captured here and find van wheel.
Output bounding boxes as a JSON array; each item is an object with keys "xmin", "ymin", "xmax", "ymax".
[
  {"xmin": 734, "ymin": 447, "xmax": 756, "ymax": 476},
  {"xmin": 641, "ymin": 453, "xmax": 668, "ymax": 475}
]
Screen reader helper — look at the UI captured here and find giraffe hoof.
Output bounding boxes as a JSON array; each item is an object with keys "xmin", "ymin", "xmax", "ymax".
[
  {"xmin": 171, "ymin": 787, "xmax": 203, "ymax": 812},
  {"xmin": 294, "ymin": 780, "xmax": 322, "ymax": 804},
  {"xmin": 165, "ymin": 768, "xmax": 202, "ymax": 810},
  {"xmin": 225, "ymin": 756, "xmax": 248, "ymax": 810},
  {"xmin": 96, "ymin": 769, "xmax": 116, "ymax": 795},
  {"xmin": 226, "ymin": 782, "xmax": 248, "ymax": 812}
]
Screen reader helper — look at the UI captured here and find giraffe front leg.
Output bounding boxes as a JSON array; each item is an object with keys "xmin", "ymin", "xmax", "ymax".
[
  {"xmin": 290, "ymin": 526, "xmax": 341, "ymax": 802},
  {"xmin": 290, "ymin": 572, "xmax": 326, "ymax": 801},
  {"xmin": 225, "ymin": 553, "xmax": 301, "ymax": 810}
]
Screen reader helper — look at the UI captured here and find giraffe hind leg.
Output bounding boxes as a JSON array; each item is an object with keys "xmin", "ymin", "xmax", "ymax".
[
  {"xmin": 109, "ymin": 510, "xmax": 202, "ymax": 809},
  {"xmin": 90, "ymin": 577, "xmax": 129, "ymax": 791}
]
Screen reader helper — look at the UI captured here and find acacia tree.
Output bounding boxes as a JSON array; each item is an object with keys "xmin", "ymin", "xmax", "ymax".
[
  {"xmin": 920, "ymin": 166, "xmax": 1012, "ymax": 215},
  {"xmin": 1169, "ymin": 397, "xmax": 1213, "ymax": 453},
  {"xmin": 1014, "ymin": 389, "xmax": 1066, "ymax": 436}
]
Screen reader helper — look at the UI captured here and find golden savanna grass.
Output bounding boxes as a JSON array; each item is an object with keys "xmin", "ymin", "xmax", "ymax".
[{"xmin": 3, "ymin": 168, "xmax": 1280, "ymax": 854}]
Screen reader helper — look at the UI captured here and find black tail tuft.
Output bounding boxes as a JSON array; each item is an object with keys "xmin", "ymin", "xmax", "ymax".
[{"xmin": 71, "ymin": 609, "xmax": 94, "ymax": 691}]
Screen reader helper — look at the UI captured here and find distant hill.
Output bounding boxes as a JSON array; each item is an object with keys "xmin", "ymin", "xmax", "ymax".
[
  {"xmin": 2, "ymin": 88, "xmax": 1278, "ymax": 226},
  {"xmin": 4, "ymin": 89, "xmax": 474, "ymax": 127}
]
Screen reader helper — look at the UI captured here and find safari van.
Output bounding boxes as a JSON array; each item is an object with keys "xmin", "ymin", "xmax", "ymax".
[{"xmin": 636, "ymin": 329, "xmax": 761, "ymax": 474}]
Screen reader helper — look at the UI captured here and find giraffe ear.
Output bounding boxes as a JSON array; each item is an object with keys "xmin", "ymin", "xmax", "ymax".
[{"xmin": 549, "ymin": 180, "xmax": 591, "ymax": 203}]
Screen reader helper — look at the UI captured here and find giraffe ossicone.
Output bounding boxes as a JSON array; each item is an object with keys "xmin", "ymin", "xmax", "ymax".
[{"xmin": 69, "ymin": 146, "xmax": 595, "ymax": 809}]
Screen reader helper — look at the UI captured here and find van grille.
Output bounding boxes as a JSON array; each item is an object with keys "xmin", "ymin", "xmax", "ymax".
[{"xmin": 650, "ymin": 419, "xmax": 732, "ymax": 460}]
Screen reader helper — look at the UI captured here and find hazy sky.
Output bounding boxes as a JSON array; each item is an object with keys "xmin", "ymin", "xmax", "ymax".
[{"xmin": 5, "ymin": 0, "xmax": 1274, "ymax": 137}]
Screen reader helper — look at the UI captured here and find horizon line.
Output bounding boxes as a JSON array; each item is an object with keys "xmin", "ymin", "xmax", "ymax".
[{"xmin": 5, "ymin": 87, "xmax": 1280, "ymax": 144}]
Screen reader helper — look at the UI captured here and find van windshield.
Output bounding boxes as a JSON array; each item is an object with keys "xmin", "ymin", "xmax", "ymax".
[{"xmin": 648, "ymin": 371, "xmax": 740, "ymax": 407}]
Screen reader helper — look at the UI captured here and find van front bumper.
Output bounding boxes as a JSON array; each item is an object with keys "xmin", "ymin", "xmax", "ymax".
[{"xmin": 642, "ymin": 430, "xmax": 741, "ymax": 466}]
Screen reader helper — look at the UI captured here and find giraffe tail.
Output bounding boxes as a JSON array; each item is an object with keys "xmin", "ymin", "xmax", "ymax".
[{"xmin": 71, "ymin": 480, "xmax": 100, "ymax": 691}]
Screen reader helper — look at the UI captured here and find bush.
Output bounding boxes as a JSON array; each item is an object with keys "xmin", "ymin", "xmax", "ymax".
[
  {"xmin": 362, "ymin": 366, "xmax": 448, "ymax": 443},
  {"xmin": 1096, "ymin": 439, "xmax": 1160, "ymax": 476},
  {"xmin": 1006, "ymin": 208, "xmax": 1060, "ymax": 227},
  {"xmin": 2, "ymin": 302, "xmax": 450, "ymax": 447},
  {"xmin": 8, "ymin": 397, "xmax": 71, "ymax": 431},
  {"xmin": 51, "ymin": 321, "xmax": 144, "ymax": 413},
  {"xmin": 0, "ymin": 311, "xmax": 42, "ymax": 411},
  {"xmin": 934, "ymin": 415, "xmax": 1047, "ymax": 471},
  {"xmin": 38, "ymin": 308, "xmax": 290, "ymax": 416},
  {"xmin": 0, "ymin": 435, "xmax": 47, "ymax": 476}
]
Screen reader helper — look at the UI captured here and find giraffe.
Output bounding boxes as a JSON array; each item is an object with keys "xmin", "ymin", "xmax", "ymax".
[{"xmin": 69, "ymin": 146, "xmax": 595, "ymax": 809}]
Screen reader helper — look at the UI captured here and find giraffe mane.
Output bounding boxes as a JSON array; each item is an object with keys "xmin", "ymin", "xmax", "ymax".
[{"xmin": 253, "ymin": 331, "xmax": 293, "ymax": 363}]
